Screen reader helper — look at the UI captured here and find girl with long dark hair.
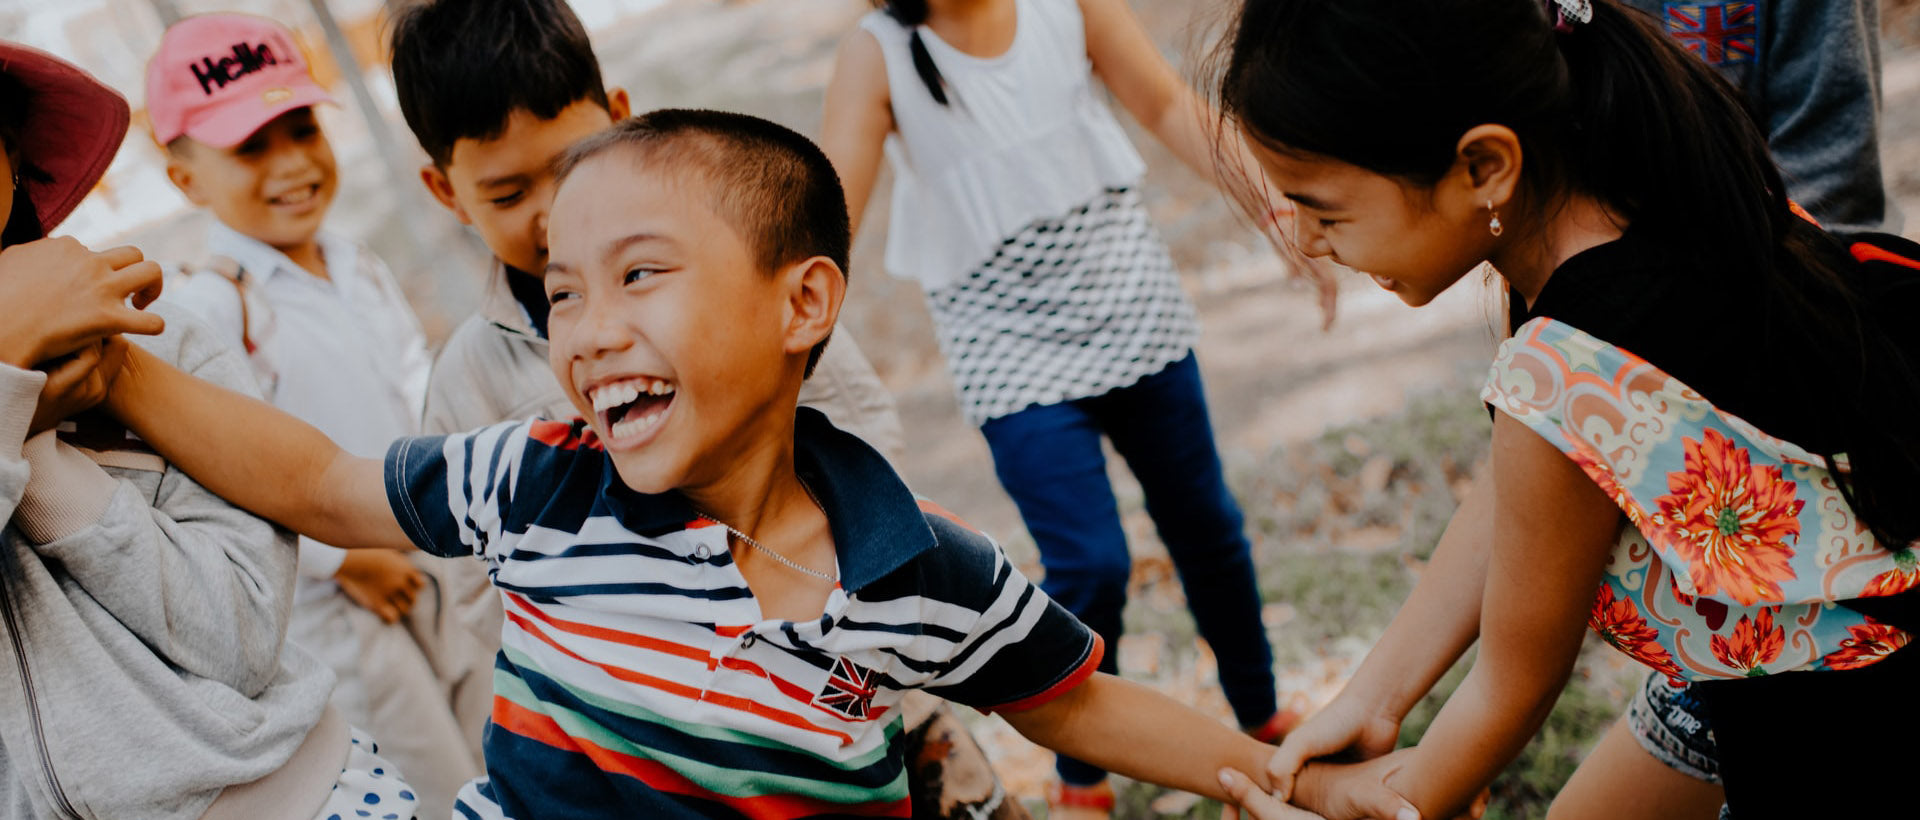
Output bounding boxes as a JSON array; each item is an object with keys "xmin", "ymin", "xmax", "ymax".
[{"xmin": 1208, "ymin": 1, "xmax": 1920, "ymax": 817}]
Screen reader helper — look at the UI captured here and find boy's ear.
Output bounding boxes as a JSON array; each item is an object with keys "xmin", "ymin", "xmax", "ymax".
[
  {"xmin": 781, "ymin": 257, "xmax": 845, "ymax": 359},
  {"xmin": 164, "ymin": 152, "xmax": 208, "ymax": 207},
  {"xmin": 607, "ymin": 87, "xmax": 633, "ymax": 121},
  {"xmin": 419, "ymin": 162, "xmax": 471, "ymax": 225},
  {"xmin": 1449, "ymin": 124, "xmax": 1522, "ymax": 211}
]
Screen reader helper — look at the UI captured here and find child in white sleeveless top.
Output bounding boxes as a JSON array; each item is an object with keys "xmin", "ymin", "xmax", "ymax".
[{"xmin": 820, "ymin": 1, "xmax": 1300, "ymax": 814}]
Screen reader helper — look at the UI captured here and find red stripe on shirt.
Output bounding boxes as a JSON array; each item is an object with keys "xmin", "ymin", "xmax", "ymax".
[
  {"xmin": 502, "ymin": 590, "xmax": 709, "ymax": 664},
  {"xmin": 528, "ymin": 419, "xmax": 603, "ymax": 450},
  {"xmin": 504, "ymin": 592, "xmax": 885, "ymax": 721},
  {"xmin": 983, "ymin": 633, "xmax": 1104, "ymax": 714},
  {"xmin": 505, "ymin": 608, "xmax": 855, "ymax": 744},
  {"xmin": 490, "ymin": 696, "xmax": 910, "ymax": 819}
]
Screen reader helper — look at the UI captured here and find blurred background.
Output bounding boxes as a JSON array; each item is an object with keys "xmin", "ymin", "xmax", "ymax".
[{"xmin": 10, "ymin": 0, "xmax": 1920, "ymax": 815}]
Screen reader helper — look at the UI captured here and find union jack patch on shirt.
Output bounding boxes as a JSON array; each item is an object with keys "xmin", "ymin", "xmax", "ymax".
[
  {"xmin": 1664, "ymin": 2, "xmax": 1758, "ymax": 66},
  {"xmin": 814, "ymin": 656, "xmax": 881, "ymax": 720}
]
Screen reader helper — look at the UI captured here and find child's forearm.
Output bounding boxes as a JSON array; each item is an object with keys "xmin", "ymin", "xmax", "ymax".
[
  {"xmin": 105, "ymin": 344, "xmax": 410, "ymax": 551},
  {"xmin": 1377, "ymin": 663, "xmax": 1558, "ymax": 818},
  {"xmin": 1003, "ymin": 673, "xmax": 1272, "ymax": 801},
  {"xmin": 1382, "ymin": 419, "xmax": 1622, "ymax": 817},
  {"xmin": 1340, "ymin": 481, "xmax": 1494, "ymax": 719}
]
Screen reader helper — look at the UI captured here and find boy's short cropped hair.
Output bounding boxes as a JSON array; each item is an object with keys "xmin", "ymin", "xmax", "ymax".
[
  {"xmin": 554, "ymin": 109, "xmax": 852, "ymax": 372},
  {"xmin": 389, "ymin": 0, "xmax": 610, "ymax": 167}
]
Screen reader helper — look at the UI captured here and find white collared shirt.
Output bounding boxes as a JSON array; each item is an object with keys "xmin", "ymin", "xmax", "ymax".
[{"xmin": 165, "ymin": 221, "xmax": 432, "ymax": 582}]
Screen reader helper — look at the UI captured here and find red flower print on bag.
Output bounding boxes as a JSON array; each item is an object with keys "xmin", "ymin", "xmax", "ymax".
[
  {"xmin": 1862, "ymin": 552, "xmax": 1920, "ymax": 598},
  {"xmin": 1710, "ymin": 607, "xmax": 1784, "ymax": 676},
  {"xmin": 1567, "ymin": 443, "xmax": 1643, "ymax": 526},
  {"xmin": 1654, "ymin": 429, "xmax": 1804, "ymax": 606},
  {"xmin": 1589, "ymin": 585, "xmax": 1684, "ymax": 681},
  {"xmin": 1821, "ymin": 621, "xmax": 1911, "ymax": 671}
]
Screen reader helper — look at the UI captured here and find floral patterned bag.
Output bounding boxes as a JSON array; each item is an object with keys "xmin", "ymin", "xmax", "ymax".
[{"xmin": 1483, "ymin": 317, "xmax": 1915, "ymax": 683}]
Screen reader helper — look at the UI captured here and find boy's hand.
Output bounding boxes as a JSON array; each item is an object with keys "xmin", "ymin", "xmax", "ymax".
[
  {"xmin": 1288, "ymin": 753, "xmax": 1422, "ymax": 820},
  {"xmin": 335, "ymin": 549, "xmax": 425, "ymax": 624},
  {"xmin": 1221, "ymin": 759, "xmax": 1450, "ymax": 820},
  {"xmin": 29, "ymin": 337, "xmax": 129, "ymax": 437},
  {"xmin": 0, "ymin": 239, "xmax": 165, "ymax": 369},
  {"xmin": 1266, "ymin": 696, "xmax": 1404, "ymax": 802},
  {"xmin": 1217, "ymin": 768, "xmax": 1330, "ymax": 820}
]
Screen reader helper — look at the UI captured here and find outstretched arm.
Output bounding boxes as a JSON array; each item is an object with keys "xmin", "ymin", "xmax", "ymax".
[
  {"xmin": 1079, "ymin": 0, "xmax": 1340, "ymax": 326},
  {"xmin": 104, "ymin": 342, "xmax": 411, "ymax": 552},
  {"xmin": 1080, "ymin": 0, "xmax": 1252, "ymax": 192},
  {"xmin": 819, "ymin": 28, "xmax": 895, "ymax": 238},
  {"xmin": 1265, "ymin": 479, "xmax": 1496, "ymax": 796},
  {"xmin": 1358, "ymin": 415, "xmax": 1618, "ymax": 818},
  {"xmin": 1003, "ymin": 673, "xmax": 1416, "ymax": 819}
]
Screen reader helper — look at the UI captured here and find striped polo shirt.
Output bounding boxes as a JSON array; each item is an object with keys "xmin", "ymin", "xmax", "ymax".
[{"xmin": 384, "ymin": 408, "xmax": 1102, "ymax": 819}]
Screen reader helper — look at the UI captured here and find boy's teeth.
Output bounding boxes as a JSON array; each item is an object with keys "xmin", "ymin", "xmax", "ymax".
[
  {"xmin": 589, "ymin": 378, "xmax": 675, "ymax": 411},
  {"xmin": 608, "ymin": 407, "xmax": 667, "ymax": 440}
]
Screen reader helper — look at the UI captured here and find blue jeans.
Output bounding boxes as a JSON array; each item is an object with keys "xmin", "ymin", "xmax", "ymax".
[{"xmin": 980, "ymin": 353, "xmax": 1276, "ymax": 786}]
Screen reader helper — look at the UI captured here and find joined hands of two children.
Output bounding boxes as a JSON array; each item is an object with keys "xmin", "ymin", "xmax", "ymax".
[{"xmin": 1218, "ymin": 696, "xmax": 1488, "ymax": 820}]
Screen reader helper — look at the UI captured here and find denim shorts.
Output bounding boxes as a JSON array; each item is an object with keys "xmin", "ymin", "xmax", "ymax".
[{"xmin": 1626, "ymin": 672, "xmax": 1720, "ymax": 784}]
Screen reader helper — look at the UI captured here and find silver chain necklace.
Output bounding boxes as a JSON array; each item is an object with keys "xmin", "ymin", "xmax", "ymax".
[{"xmin": 699, "ymin": 482, "xmax": 838, "ymax": 583}]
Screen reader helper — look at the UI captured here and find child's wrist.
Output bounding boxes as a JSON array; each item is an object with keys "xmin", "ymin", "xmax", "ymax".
[{"xmin": 1292, "ymin": 762, "xmax": 1330, "ymax": 812}]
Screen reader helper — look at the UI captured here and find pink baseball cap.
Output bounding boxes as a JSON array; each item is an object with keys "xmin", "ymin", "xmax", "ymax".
[
  {"xmin": 0, "ymin": 40, "xmax": 131, "ymax": 234},
  {"xmin": 145, "ymin": 13, "xmax": 334, "ymax": 149}
]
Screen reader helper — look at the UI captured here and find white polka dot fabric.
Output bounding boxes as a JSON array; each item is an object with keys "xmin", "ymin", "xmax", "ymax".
[{"xmin": 312, "ymin": 729, "xmax": 420, "ymax": 820}]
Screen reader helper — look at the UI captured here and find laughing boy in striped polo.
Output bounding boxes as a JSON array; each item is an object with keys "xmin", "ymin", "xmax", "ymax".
[{"xmin": 97, "ymin": 109, "xmax": 1356, "ymax": 819}]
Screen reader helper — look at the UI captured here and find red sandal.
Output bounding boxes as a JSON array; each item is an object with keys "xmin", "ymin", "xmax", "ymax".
[
  {"xmin": 1047, "ymin": 780, "xmax": 1115, "ymax": 815},
  {"xmin": 1246, "ymin": 707, "xmax": 1306, "ymax": 744}
]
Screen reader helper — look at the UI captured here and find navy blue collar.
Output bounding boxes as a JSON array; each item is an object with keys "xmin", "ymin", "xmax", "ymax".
[{"xmin": 601, "ymin": 407, "xmax": 937, "ymax": 591}]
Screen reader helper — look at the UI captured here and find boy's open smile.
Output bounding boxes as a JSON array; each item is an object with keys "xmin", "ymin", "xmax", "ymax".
[
  {"xmin": 585, "ymin": 375, "xmax": 677, "ymax": 445},
  {"xmin": 264, "ymin": 181, "xmax": 322, "ymax": 211}
]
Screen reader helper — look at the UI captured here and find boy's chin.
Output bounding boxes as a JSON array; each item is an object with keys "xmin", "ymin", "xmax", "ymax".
[{"xmin": 606, "ymin": 452, "xmax": 686, "ymax": 497}]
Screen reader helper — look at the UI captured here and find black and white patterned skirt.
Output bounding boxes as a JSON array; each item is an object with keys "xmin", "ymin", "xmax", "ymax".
[{"xmin": 925, "ymin": 187, "xmax": 1200, "ymax": 425}]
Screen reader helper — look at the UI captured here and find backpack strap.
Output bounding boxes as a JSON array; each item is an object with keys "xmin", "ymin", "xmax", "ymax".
[
  {"xmin": 196, "ymin": 255, "xmax": 259, "ymax": 354},
  {"xmin": 1847, "ymin": 233, "xmax": 1920, "ymax": 273},
  {"xmin": 178, "ymin": 254, "xmax": 280, "ymax": 400}
]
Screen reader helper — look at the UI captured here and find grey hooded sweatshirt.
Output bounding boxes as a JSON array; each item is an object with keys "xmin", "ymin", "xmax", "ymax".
[{"xmin": 0, "ymin": 304, "xmax": 335, "ymax": 820}]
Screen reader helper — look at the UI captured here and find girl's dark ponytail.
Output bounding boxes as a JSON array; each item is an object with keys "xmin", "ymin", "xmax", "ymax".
[
  {"xmin": 876, "ymin": 1, "xmax": 951, "ymax": 106},
  {"xmin": 1560, "ymin": 4, "xmax": 1920, "ymax": 550},
  {"xmin": 1217, "ymin": 0, "xmax": 1920, "ymax": 549}
]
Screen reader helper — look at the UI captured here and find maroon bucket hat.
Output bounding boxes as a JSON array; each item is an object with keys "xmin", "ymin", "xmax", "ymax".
[{"xmin": 0, "ymin": 40, "xmax": 132, "ymax": 233}]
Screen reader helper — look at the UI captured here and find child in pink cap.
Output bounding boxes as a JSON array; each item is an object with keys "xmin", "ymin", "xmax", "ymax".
[
  {"xmin": 0, "ymin": 38, "xmax": 420, "ymax": 820},
  {"xmin": 146, "ymin": 14, "xmax": 475, "ymax": 818}
]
